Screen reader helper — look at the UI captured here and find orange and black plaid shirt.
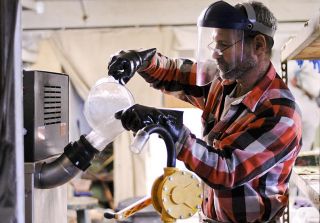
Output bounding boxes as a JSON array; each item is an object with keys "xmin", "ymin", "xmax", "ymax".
[{"xmin": 139, "ymin": 53, "xmax": 302, "ymax": 223}]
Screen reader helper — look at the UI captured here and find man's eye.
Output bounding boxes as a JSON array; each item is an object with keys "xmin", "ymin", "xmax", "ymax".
[{"xmin": 217, "ymin": 43, "xmax": 228, "ymax": 48}]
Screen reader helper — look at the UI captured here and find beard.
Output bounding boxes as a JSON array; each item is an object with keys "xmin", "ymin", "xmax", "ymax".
[{"xmin": 217, "ymin": 53, "xmax": 257, "ymax": 81}]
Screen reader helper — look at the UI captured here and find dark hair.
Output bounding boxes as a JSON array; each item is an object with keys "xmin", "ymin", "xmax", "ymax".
[{"xmin": 235, "ymin": 1, "xmax": 277, "ymax": 55}]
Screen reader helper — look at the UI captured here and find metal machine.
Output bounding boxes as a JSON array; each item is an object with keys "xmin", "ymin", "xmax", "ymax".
[
  {"xmin": 23, "ymin": 70, "xmax": 69, "ymax": 223},
  {"xmin": 104, "ymin": 124, "xmax": 203, "ymax": 223},
  {"xmin": 23, "ymin": 70, "xmax": 98, "ymax": 223}
]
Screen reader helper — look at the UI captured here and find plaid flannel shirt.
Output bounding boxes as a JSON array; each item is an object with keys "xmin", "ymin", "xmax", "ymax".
[{"xmin": 139, "ymin": 53, "xmax": 302, "ymax": 223}]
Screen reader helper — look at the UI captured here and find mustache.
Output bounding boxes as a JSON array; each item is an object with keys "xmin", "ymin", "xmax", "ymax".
[
  {"xmin": 216, "ymin": 58, "xmax": 229, "ymax": 71},
  {"xmin": 216, "ymin": 57, "xmax": 225, "ymax": 64}
]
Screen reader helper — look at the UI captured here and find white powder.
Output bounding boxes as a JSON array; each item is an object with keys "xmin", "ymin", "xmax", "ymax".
[{"xmin": 84, "ymin": 78, "xmax": 134, "ymax": 140}]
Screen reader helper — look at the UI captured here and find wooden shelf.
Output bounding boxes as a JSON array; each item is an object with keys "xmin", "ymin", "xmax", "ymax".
[{"xmin": 281, "ymin": 12, "xmax": 320, "ymax": 61}]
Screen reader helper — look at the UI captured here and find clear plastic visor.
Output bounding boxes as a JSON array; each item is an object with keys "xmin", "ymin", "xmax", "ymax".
[{"xmin": 196, "ymin": 27, "xmax": 244, "ymax": 85}]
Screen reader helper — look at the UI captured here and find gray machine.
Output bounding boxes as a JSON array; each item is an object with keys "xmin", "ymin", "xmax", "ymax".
[{"xmin": 23, "ymin": 70, "xmax": 69, "ymax": 223}]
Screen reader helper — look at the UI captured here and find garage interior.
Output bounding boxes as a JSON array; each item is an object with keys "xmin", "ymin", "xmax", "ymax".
[{"xmin": 0, "ymin": 0, "xmax": 319, "ymax": 223}]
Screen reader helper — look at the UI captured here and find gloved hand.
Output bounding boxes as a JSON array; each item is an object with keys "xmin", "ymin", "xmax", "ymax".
[
  {"xmin": 108, "ymin": 48, "xmax": 157, "ymax": 84},
  {"xmin": 115, "ymin": 104, "xmax": 184, "ymax": 143}
]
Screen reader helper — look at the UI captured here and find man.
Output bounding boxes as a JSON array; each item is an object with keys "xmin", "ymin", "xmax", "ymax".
[{"xmin": 108, "ymin": 1, "xmax": 302, "ymax": 222}]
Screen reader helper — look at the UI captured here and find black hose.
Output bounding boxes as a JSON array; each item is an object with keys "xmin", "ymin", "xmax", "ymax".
[{"xmin": 140, "ymin": 124, "xmax": 176, "ymax": 167}]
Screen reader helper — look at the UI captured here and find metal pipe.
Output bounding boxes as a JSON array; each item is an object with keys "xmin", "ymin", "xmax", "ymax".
[
  {"xmin": 35, "ymin": 135, "xmax": 99, "ymax": 189},
  {"xmin": 35, "ymin": 154, "xmax": 81, "ymax": 189}
]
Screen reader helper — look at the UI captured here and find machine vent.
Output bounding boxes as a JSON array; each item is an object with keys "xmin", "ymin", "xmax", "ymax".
[{"xmin": 43, "ymin": 85, "xmax": 62, "ymax": 125}]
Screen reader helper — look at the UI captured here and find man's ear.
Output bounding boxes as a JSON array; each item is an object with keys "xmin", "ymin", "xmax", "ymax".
[{"xmin": 253, "ymin": 34, "xmax": 267, "ymax": 54}]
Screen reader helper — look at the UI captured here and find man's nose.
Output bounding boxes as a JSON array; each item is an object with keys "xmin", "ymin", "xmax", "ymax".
[{"xmin": 211, "ymin": 49, "xmax": 223, "ymax": 59}]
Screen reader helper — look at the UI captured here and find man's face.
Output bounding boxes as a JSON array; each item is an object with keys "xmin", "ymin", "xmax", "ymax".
[{"xmin": 212, "ymin": 29, "xmax": 257, "ymax": 81}]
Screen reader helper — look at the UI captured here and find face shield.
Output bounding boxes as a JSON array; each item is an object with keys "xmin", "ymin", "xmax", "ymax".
[
  {"xmin": 196, "ymin": 27, "xmax": 244, "ymax": 85},
  {"xmin": 195, "ymin": 1, "xmax": 276, "ymax": 86}
]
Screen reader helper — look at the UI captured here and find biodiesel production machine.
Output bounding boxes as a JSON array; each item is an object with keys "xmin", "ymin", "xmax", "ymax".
[
  {"xmin": 23, "ymin": 71, "xmax": 131, "ymax": 223},
  {"xmin": 23, "ymin": 70, "xmax": 202, "ymax": 223}
]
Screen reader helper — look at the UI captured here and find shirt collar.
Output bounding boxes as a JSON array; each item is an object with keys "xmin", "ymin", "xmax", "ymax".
[
  {"xmin": 241, "ymin": 63, "xmax": 276, "ymax": 112},
  {"xmin": 220, "ymin": 63, "xmax": 276, "ymax": 112}
]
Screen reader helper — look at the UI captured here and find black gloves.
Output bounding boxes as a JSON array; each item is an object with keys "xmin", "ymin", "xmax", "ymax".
[
  {"xmin": 116, "ymin": 104, "xmax": 184, "ymax": 143},
  {"xmin": 108, "ymin": 48, "xmax": 157, "ymax": 84}
]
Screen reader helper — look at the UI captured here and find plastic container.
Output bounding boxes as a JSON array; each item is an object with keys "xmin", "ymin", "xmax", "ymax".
[
  {"xmin": 130, "ymin": 129, "xmax": 150, "ymax": 154},
  {"xmin": 84, "ymin": 76, "xmax": 134, "ymax": 147}
]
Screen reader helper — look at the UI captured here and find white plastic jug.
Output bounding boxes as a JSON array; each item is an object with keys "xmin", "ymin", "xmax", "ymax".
[{"xmin": 84, "ymin": 76, "xmax": 134, "ymax": 150}]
